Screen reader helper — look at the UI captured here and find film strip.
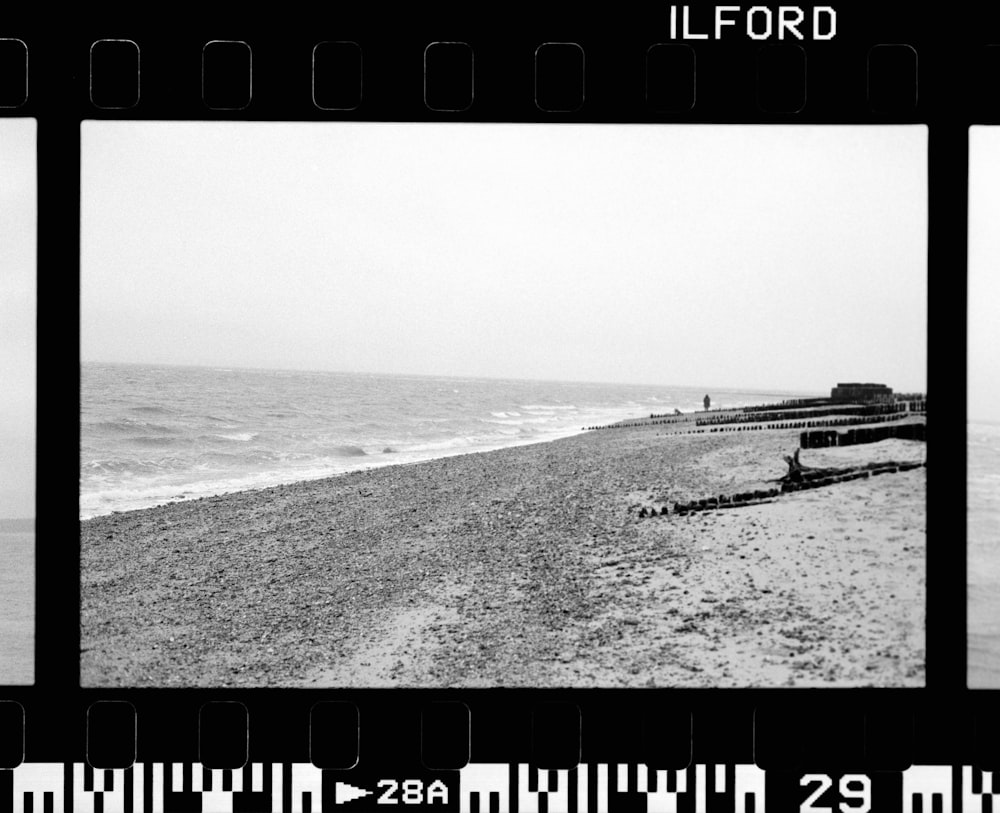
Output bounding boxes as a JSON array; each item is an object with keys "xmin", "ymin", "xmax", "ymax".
[
  {"xmin": 8, "ymin": 763, "xmax": 1000, "ymax": 813},
  {"xmin": 0, "ymin": 3, "xmax": 991, "ymax": 812},
  {"xmin": 4, "ymin": 762, "xmax": 999, "ymax": 812}
]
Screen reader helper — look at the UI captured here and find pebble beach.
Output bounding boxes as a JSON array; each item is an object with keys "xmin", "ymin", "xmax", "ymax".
[{"xmin": 80, "ymin": 418, "xmax": 926, "ymax": 688}]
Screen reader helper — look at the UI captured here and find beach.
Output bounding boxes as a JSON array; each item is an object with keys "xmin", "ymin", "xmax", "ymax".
[
  {"xmin": 969, "ymin": 421, "xmax": 1000, "ymax": 688},
  {"xmin": 81, "ymin": 419, "xmax": 926, "ymax": 688}
]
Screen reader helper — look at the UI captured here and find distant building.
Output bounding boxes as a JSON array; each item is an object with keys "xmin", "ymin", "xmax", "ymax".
[{"xmin": 830, "ymin": 382, "xmax": 894, "ymax": 404}]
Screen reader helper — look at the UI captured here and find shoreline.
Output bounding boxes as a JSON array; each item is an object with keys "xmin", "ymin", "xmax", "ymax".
[
  {"xmin": 79, "ymin": 419, "xmax": 612, "ymax": 521},
  {"xmin": 81, "ymin": 420, "xmax": 926, "ymax": 688},
  {"xmin": 79, "ymin": 404, "xmax": 738, "ymax": 521},
  {"xmin": 81, "ymin": 395, "xmax": 827, "ymax": 522}
]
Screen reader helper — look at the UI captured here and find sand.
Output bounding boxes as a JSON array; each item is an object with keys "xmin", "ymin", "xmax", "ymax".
[
  {"xmin": 80, "ymin": 421, "xmax": 926, "ymax": 688},
  {"xmin": 968, "ymin": 422, "xmax": 1000, "ymax": 688}
]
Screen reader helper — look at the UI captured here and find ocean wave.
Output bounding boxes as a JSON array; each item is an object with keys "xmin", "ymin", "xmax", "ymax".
[
  {"xmin": 195, "ymin": 432, "xmax": 259, "ymax": 443},
  {"xmin": 200, "ymin": 451, "xmax": 243, "ymax": 464},
  {"xmin": 406, "ymin": 436, "xmax": 481, "ymax": 454},
  {"xmin": 322, "ymin": 445, "xmax": 368, "ymax": 458},
  {"xmin": 80, "ymin": 365, "xmax": 805, "ymax": 518},
  {"xmin": 133, "ymin": 436, "xmax": 180, "ymax": 447},
  {"xmin": 199, "ymin": 449, "xmax": 281, "ymax": 466},
  {"xmin": 129, "ymin": 405, "xmax": 173, "ymax": 415},
  {"xmin": 90, "ymin": 419, "xmax": 178, "ymax": 435},
  {"xmin": 481, "ymin": 414, "xmax": 556, "ymax": 426},
  {"xmin": 82, "ymin": 458, "xmax": 168, "ymax": 474},
  {"xmin": 209, "ymin": 432, "xmax": 258, "ymax": 442},
  {"xmin": 80, "ymin": 430, "xmax": 591, "ymax": 519},
  {"xmin": 203, "ymin": 415, "xmax": 238, "ymax": 424}
]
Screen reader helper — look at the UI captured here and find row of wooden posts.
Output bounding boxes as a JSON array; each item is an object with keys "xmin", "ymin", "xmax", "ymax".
[
  {"xmin": 638, "ymin": 460, "xmax": 925, "ymax": 518},
  {"xmin": 799, "ymin": 422, "xmax": 927, "ymax": 449}
]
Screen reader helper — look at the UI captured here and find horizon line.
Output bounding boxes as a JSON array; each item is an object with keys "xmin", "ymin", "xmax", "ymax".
[{"xmin": 79, "ymin": 358, "xmax": 843, "ymax": 397}]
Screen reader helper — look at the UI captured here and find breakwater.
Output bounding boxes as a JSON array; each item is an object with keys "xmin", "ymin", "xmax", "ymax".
[
  {"xmin": 800, "ymin": 422, "xmax": 926, "ymax": 449},
  {"xmin": 637, "ymin": 459, "xmax": 925, "ymax": 518},
  {"xmin": 696, "ymin": 402, "xmax": 907, "ymax": 426},
  {"xmin": 587, "ymin": 397, "xmax": 926, "ymax": 434},
  {"xmin": 646, "ymin": 413, "xmax": 920, "ymax": 437}
]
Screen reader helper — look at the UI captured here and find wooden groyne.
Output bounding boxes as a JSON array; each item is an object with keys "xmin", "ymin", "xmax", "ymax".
[
  {"xmin": 696, "ymin": 402, "xmax": 907, "ymax": 427},
  {"xmin": 799, "ymin": 422, "xmax": 926, "ymax": 449},
  {"xmin": 636, "ymin": 460, "xmax": 925, "ymax": 519},
  {"xmin": 586, "ymin": 390, "xmax": 926, "ymax": 434}
]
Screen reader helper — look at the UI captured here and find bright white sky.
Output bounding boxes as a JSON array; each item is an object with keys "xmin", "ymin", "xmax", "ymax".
[
  {"xmin": 0, "ymin": 119, "xmax": 35, "ymax": 520},
  {"xmin": 81, "ymin": 122, "xmax": 927, "ymax": 394},
  {"xmin": 969, "ymin": 127, "xmax": 1000, "ymax": 423}
]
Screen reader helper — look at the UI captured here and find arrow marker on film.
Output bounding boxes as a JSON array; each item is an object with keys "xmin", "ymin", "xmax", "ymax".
[{"xmin": 336, "ymin": 781, "xmax": 373, "ymax": 803}]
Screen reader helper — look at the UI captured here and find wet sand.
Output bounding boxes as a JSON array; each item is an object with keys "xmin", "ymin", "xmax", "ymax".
[{"xmin": 81, "ymin": 421, "xmax": 925, "ymax": 688}]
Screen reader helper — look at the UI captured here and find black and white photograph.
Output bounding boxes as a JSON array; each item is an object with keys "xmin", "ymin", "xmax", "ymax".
[
  {"xmin": 968, "ymin": 125, "xmax": 1000, "ymax": 689},
  {"xmin": 80, "ymin": 122, "xmax": 927, "ymax": 688},
  {"xmin": 1, "ymin": 117, "xmax": 36, "ymax": 686}
]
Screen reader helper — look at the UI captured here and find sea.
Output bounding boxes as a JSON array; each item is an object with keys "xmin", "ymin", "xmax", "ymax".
[
  {"xmin": 0, "ymin": 520, "xmax": 33, "ymax": 685},
  {"xmin": 80, "ymin": 362, "xmax": 810, "ymax": 520},
  {"xmin": 969, "ymin": 420, "xmax": 1000, "ymax": 688}
]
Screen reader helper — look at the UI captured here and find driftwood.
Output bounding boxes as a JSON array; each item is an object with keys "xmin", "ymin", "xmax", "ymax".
[
  {"xmin": 779, "ymin": 448, "xmax": 812, "ymax": 482},
  {"xmin": 778, "ymin": 448, "xmax": 921, "ymax": 485},
  {"xmin": 778, "ymin": 449, "xmax": 840, "ymax": 483}
]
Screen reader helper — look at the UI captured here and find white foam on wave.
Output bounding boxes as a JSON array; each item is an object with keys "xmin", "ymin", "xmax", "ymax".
[
  {"xmin": 82, "ymin": 365, "xmax": 801, "ymax": 521},
  {"xmin": 79, "ymin": 465, "xmax": 346, "ymax": 520},
  {"xmin": 80, "ymin": 423, "xmax": 602, "ymax": 520},
  {"xmin": 481, "ymin": 416, "xmax": 552, "ymax": 426},
  {"xmin": 214, "ymin": 432, "xmax": 258, "ymax": 442},
  {"xmin": 519, "ymin": 404, "xmax": 577, "ymax": 412}
]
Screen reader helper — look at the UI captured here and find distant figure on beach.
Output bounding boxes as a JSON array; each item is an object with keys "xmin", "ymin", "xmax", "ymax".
[{"xmin": 704, "ymin": 394, "xmax": 711, "ymax": 411}]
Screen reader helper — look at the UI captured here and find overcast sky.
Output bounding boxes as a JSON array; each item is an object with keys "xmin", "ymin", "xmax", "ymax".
[
  {"xmin": 81, "ymin": 123, "xmax": 927, "ymax": 393},
  {"xmin": 969, "ymin": 127, "xmax": 1000, "ymax": 424},
  {"xmin": 0, "ymin": 119, "xmax": 35, "ymax": 520}
]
